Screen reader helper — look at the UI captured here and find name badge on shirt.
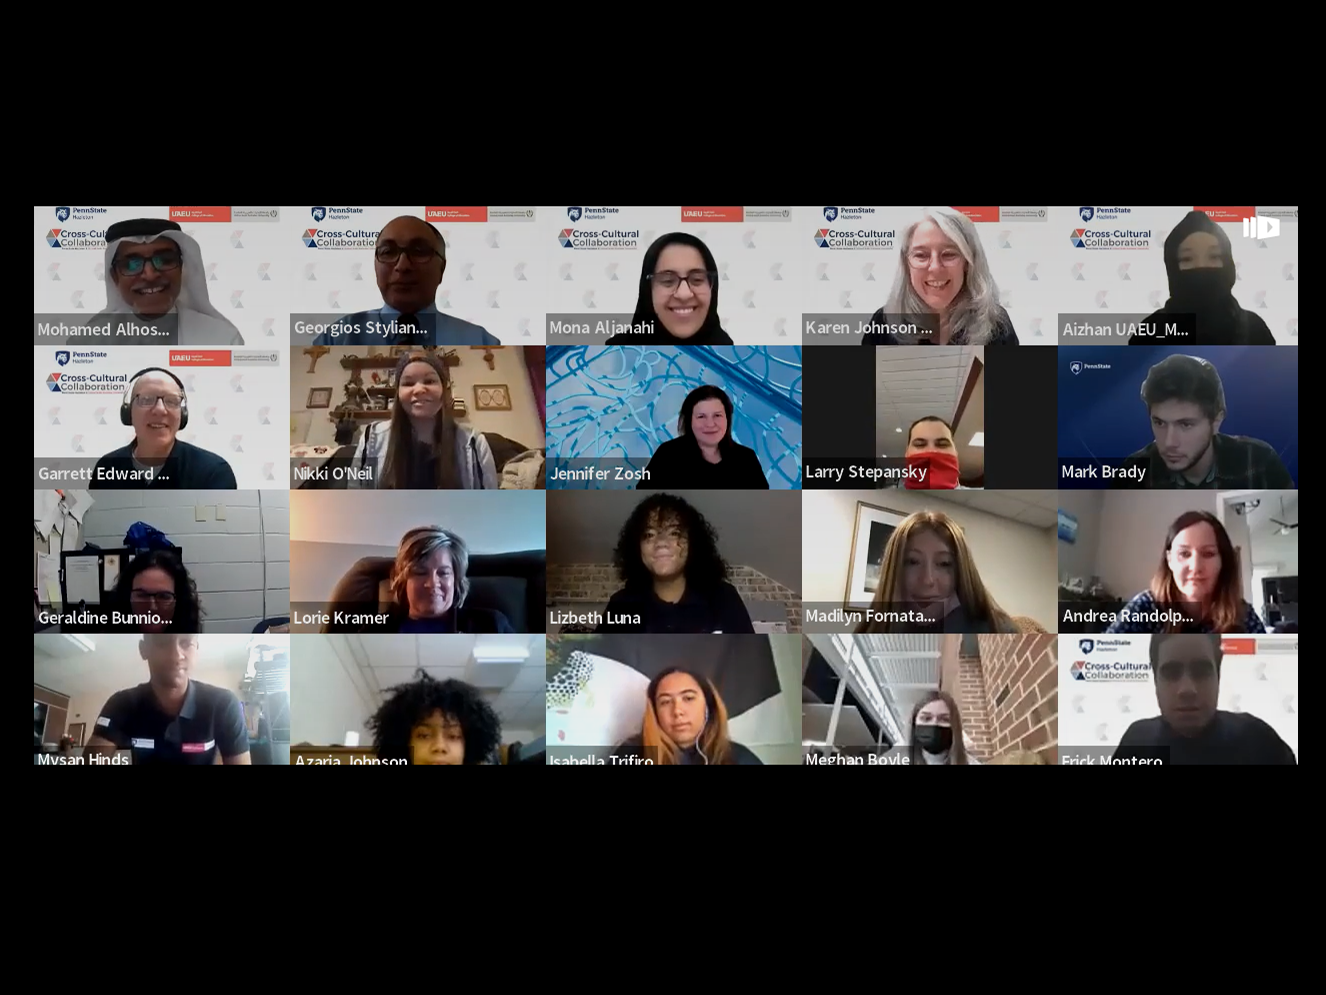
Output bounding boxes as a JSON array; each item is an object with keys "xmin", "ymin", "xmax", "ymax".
[
  {"xmin": 132, "ymin": 738, "xmax": 154, "ymax": 749},
  {"xmin": 182, "ymin": 740, "xmax": 216, "ymax": 754},
  {"xmin": 96, "ymin": 716, "xmax": 110, "ymax": 728}
]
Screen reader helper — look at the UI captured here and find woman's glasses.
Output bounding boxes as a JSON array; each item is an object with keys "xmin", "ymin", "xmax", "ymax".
[
  {"xmin": 907, "ymin": 248, "xmax": 963, "ymax": 268},
  {"xmin": 131, "ymin": 590, "xmax": 177, "ymax": 605},
  {"xmin": 649, "ymin": 270, "xmax": 715, "ymax": 291}
]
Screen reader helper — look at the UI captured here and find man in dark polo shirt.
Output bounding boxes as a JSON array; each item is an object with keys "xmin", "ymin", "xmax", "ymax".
[
  {"xmin": 83, "ymin": 634, "xmax": 251, "ymax": 765},
  {"xmin": 1121, "ymin": 354, "xmax": 1294, "ymax": 489},
  {"xmin": 1111, "ymin": 633, "xmax": 1297, "ymax": 765},
  {"xmin": 90, "ymin": 368, "xmax": 237, "ymax": 490}
]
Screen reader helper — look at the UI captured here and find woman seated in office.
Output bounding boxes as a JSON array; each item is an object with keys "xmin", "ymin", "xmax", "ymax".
[
  {"xmin": 863, "ymin": 207, "xmax": 1017, "ymax": 345},
  {"xmin": 375, "ymin": 526, "xmax": 515, "ymax": 633},
  {"xmin": 605, "ymin": 233, "xmax": 735, "ymax": 346},
  {"xmin": 1130, "ymin": 210, "xmax": 1276, "ymax": 346},
  {"xmin": 884, "ymin": 416, "xmax": 981, "ymax": 491},
  {"xmin": 349, "ymin": 350, "xmax": 499, "ymax": 489},
  {"xmin": 109, "ymin": 549, "xmax": 204, "ymax": 633},
  {"xmin": 908, "ymin": 691, "xmax": 981, "ymax": 765},
  {"xmin": 856, "ymin": 511, "xmax": 1017, "ymax": 635},
  {"xmin": 611, "ymin": 667, "xmax": 761, "ymax": 765},
  {"xmin": 1105, "ymin": 510, "xmax": 1266, "ymax": 634},
  {"xmin": 596, "ymin": 493, "xmax": 755, "ymax": 634},
  {"xmin": 368, "ymin": 670, "xmax": 502, "ymax": 765},
  {"xmin": 637, "ymin": 385, "xmax": 769, "ymax": 490}
]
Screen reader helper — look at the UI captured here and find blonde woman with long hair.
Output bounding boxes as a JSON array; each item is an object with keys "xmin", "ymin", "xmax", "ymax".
[
  {"xmin": 610, "ymin": 668, "xmax": 761, "ymax": 765},
  {"xmin": 856, "ymin": 511, "xmax": 1016, "ymax": 634}
]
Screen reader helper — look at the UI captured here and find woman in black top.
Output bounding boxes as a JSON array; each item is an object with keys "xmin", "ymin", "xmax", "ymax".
[
  {"xmin": 605, "ymin": 233, "xmax": 735, "ymax": 346},
  {"xmin": 1130, "ymin": 210, "xmax": 1276, "ymax": 346},
  {"xmin": 382, "ymin": 526, "xmax": 514, "ymax": 633},
  {"xmin": 638, "ymin": 385, "xmax": 769, "ymax": 489},
  {"xmin": 611, "ymin": 667, "xmax": 763, "ymax": 765},
  {"xmin": 596, "ymin": 494, "xmax": 754, "ymax": 634},
  {"xmin": 110, "ymin": 549, "xmax": 204, "ymax": 633}
]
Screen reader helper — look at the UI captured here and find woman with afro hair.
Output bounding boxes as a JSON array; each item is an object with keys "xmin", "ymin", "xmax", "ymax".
[
  {"xmin": 595, "ymin": 493, "xmax": 754, "ymax": 634},
  {"xmin": 367, "ymin": 669, "xmax": 502, "ymax": 765}
]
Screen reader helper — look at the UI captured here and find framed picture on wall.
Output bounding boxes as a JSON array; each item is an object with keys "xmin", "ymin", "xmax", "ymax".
[
  {"xmin": 473, "ymin": 384, "xmax": 512, "ymax": 411},
  {"xmin": 844, "ymin": 501, "xmax": 908, "ymax": 610},
  {"xmin": 307, "ymin": 387, "xmax": 333, "ymax": 409}
]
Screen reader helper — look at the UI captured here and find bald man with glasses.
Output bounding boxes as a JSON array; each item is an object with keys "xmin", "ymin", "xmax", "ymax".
[{"xmin": 314, "ymin": 216, "xmax": 501, "ymax": 347}]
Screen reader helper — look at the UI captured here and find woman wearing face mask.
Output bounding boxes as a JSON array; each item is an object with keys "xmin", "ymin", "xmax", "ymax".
[
  {"xmin": 884, "ymin": 416, "xmax": 980, "ymax": 490},
  {"xmin": 605, "ymin": 233, "xmax": 735, "ymax": 346},
  {"xmin": 595, "ymin": 493, "xmax": 755, "ymax": 634},
  {"xmin": 1131, "ymin": 210, "xmax": 1276, "ymax": 346},
  {"xmin": 379, "ymin": 526, "xmax": 515, "ymax": 633},
  {"xmin": 1105, "ymin": 510, "xmax": 1265, "ymax": 634},
  {"xmin": 863, "ymin": 207, "xmax": 1017, "ymax": 346},
  {"xmin": 349, "ymin": 351, "xmax": 499, "ymax": 489},
  {"xmin": 637, "ymin": 385, "xmax": 769, "ymax": 489},
  {"xmin": 908, "ymin": 691, "xmax": 979, "ymax": 765},
  {"xmin": 610, "ymin": 667, "xmax": 762, "ymax": 765},
  {"xmin": 855, "ymin": 511, "xmax": 1016, "ymax": 635}
]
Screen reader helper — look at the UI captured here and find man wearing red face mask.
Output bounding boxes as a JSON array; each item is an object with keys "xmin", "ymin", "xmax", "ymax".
[{"xmin": 888, "ymin": 416, "xmax": 978, "ymax": 490}]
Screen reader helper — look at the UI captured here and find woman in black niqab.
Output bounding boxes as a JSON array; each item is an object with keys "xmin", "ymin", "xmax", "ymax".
[{"xmin": 1131, "ymin": 210, "xmax": 1276, "ymax": 345}]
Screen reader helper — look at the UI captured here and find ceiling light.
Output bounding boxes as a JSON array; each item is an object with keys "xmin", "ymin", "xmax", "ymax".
[
  {"xmin": 968, "ymin": 432, "xmax": 985, "ymax": 447},
  {"xmin": 894, "ymin": 427, "xmax": 902, "ymax": 433},
  {"xmin": 64, "ymin": 634, "xmax": 95, "ymax": 653}
]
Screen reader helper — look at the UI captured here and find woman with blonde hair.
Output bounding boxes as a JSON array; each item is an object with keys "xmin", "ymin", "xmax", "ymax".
[
  {"xmin": 1105, "ymin": 510, "xmax": 1265, "ymax": 634},
  {"xmin": 863, "ymin": 206, "xmax": 1018, "ymax": 346},
  {"xmin": 855, "ymin": 511, "xmax": 1016, "ymax": 634},
  {"xmin": 611, "ymin": 668, "xmax": 761, "ymax": 765},
  {"xmin": 382, "ymin": 526, "xmax": 514, "ymax": 633}
]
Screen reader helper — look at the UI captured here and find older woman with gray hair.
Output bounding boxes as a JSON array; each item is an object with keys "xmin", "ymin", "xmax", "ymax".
[{"xmin": 863, "ymin": 206, "xmax": 1018, "ymax": 346}]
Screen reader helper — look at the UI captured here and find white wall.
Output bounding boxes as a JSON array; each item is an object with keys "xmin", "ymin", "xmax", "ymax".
[
  {"xmin": 291, "ymin": 346, "xmax": 542, "ymax": 450},
  {"xmin": 81, "ymin": 491, "xmax": 290, "ymax": 633},
  {"xmin": 1219, "ymin": 503, "xmax": 1255, "ymax": 614},
  {"xmin": 1092, "ymin": 491, "xmax": 1209, "ymax": 601},
  {"xmin": 1054, "ymin": 490, "xmax": 1103, "ymax": 583},
  {"xmin": 801, "ymin": 490, "xmax": 1057, "ymax": 629}
]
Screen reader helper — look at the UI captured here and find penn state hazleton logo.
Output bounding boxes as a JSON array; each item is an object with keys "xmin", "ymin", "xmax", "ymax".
[
  {"xmin": 1079, "ymin": 207, "xmax": 1095, "ymax": 223},
  {"xmin": 55, "ymin": 206, "xmax": 71, "ymax": 222},
  {"xmin": 1079, "ymin": 639, "xmax": 1094, "ymax": 654},
  {"xmin": 56, "ymin": 351, "xmax": 70, "ymax": 366},
  {"xmin": 1070, "ymin": 361, "xmax": 1083, "ymax": 375},
  {"xmin": 311, "ymin": 206, "xmax": 327, "ymax": 222},
  {"xmin": 566, "ymin": 207, "xmax": 583, "ymax": 222},
  {"xmin": 823, "ymin": 207, "xmax": 838, "ymax": 222}
]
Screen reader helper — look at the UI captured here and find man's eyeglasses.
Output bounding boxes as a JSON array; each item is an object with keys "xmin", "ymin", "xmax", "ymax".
[
  {"xmin": 649, "ymin": 270, "xmax": 715, "ymax": 291},
  {"xmin": 131, "ymin": 590, "xmax": 177, "ymax": 605},
  {"xmin": 376, "ymin": 243, "xmax": 444, "ymax": 264},
  {"xmin": 132, "ymin": 394, "xmax": 184, "ymax": 410},
  {"xmin": 114, "ymin": 250, "xmax": 182, "ymax": 277}
]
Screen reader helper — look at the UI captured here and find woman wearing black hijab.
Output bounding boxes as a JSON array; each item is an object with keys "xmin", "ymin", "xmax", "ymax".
[
  {"xmin": 605, "ymin": 233, "xmax": 735, "ymax": 345},
  {"xmin": 637, "ymin": 385, "xmax": 769, "ymax": 489},
  {"xmin": 1131, "ymin": 210, "xmax": 1276, "ymax": 345}
]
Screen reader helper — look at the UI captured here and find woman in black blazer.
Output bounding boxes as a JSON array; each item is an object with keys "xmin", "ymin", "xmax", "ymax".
[{"xmin": 637, "ymin": 385, "xmax": 769, "ymax": 490}]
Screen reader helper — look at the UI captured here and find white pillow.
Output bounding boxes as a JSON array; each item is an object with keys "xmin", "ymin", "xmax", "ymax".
[{"xmin": 546, "ymin": 650, "xmax": 650, "ymax": 750}]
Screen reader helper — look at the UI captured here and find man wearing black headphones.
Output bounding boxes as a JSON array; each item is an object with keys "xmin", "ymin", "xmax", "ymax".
[{"xmin": 90, "ymin": 367, "xmax": 237, "ymax": 489}]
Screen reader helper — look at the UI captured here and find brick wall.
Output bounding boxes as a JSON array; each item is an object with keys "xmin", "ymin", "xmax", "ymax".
[
  {"xmin": 976, "ymin": 634, "xmax": 1058, "ymax": 764},
  {"xmin": 547, "ymin": 563, "xmax": 802, "ymax": 633}
]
